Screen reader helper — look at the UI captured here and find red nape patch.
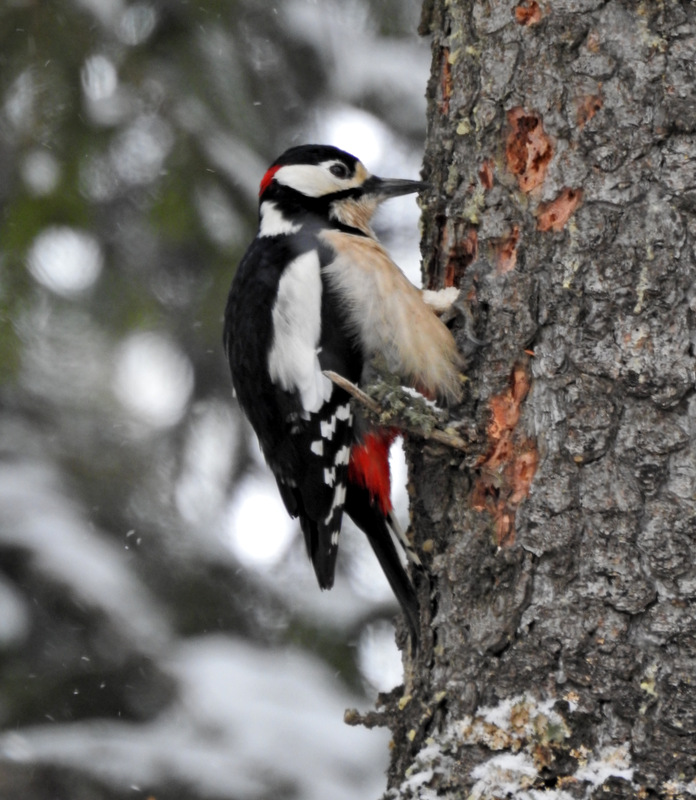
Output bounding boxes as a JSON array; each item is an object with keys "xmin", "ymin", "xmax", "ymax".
[
  {"xmin": 259, "ymin": 164, "xmax": 281, "ymax": 197},
  {"xmin": 348, "ymin": 430, "xmax": 397, "ymax": 515}
]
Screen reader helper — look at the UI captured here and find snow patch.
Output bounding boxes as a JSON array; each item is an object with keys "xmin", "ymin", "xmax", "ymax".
[
  {"xmin": 470, "ymin": 752, "xmax": 537, "ymax": 799},
  {"xmin": 390, "ymin": 693, "xmax": 637, "ymax": 800},
  {"xmin": 400, "ymin": 385, "xmax": 441, "ymax": 410},
  {"xmin": 575, "ymin": 744, "xmax": 633, "ymax": 787}
]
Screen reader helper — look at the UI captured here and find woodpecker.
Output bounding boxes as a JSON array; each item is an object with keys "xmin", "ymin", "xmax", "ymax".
[{"xmin": 224, "ymin": 144, "xmax": 461, "ymax": 648}]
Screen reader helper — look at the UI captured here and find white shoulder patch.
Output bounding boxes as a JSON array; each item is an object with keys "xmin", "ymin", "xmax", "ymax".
[
  {"xmin": 268, "ymin": 250, "xmax": 333, "ymax": 413},
  {"xmin": 259, "ymin": 201, "xmax": 302, "ymax": 237}
]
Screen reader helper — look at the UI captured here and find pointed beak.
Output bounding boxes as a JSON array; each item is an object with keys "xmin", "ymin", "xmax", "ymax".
[{"xmin": 362, "ymin": 175, "xmax": 429, "ymax": 200}]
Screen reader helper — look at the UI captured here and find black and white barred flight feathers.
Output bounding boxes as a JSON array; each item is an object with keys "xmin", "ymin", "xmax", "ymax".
[{"xmin": 223, "ymin": 144, "xmax": 462, "ymax": 648}]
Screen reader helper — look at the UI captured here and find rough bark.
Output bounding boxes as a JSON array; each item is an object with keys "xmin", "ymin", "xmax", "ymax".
[{"xmin": 380, "ymin": 1, "xmax": 696, "ymax": 797}]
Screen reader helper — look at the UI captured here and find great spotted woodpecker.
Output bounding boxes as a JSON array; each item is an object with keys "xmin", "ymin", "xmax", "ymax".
[{"xmin": 224, "ymin": 144, "xmax": 460, "ymax": 648}]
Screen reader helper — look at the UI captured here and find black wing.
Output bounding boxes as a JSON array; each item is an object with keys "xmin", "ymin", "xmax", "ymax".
[{"xmin": 224, "ymin": 233, "xmax": 362, "ymax": 588}]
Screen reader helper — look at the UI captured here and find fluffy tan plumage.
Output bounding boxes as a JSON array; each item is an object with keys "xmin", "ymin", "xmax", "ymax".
[{"xmin": 320, "ymin": 228, "xmax": 462, "ymax": 403}]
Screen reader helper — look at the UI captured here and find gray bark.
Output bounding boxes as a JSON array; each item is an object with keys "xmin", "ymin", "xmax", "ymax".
[{"xmin": 379, "ymin": 1, "xmax": 696, "ymax": 797}]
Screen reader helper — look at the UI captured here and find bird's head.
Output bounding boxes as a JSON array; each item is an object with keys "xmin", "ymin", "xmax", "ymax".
[{"xmin": 258, "ymin": 144, "xmax": 426, "ymax": 235}]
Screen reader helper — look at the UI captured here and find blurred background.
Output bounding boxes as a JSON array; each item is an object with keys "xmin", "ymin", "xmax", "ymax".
[{"xmin": 0, "ymin": 1, "xmax": 429, "ymax": 796}]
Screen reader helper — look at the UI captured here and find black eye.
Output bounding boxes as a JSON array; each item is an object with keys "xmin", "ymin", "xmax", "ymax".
[{"xmin": 329, "ymin": 162, "xmax": 350, "ymax": 179}]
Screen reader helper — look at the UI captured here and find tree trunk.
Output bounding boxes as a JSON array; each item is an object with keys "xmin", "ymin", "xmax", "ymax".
[{"xmin": 381, "ymin": 1, "xmax": 696, "ymax": 796}]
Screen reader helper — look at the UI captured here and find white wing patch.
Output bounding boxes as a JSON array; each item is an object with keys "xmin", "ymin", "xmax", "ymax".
[
  {"xmin": 268, "ymin": 250, "xmax": 333, "ymax": 413},
  {"xmin": 320, "ymin": 416, "xmax": 337, "ymax": 440},
  {"xmin": 319, "ymin": 402, "xmax": 351, "ymax": 440},
  {"xmin": 259, "ymin": 201, "xmax": 302, "ymax": 237},
  {"xmin": 324, "ymin": 483, "xmax": 347, "ymax": 526},
  {"xmin": 314, "ymin": 401, "xmax": 354, "ymax": 539},
  {"xmin": 336, "ymin": 445, "xmax": 351, "ymax": 466},
  {"xmin": 335, "ymin": 404, "xmax": 352, "ymax": 421}
]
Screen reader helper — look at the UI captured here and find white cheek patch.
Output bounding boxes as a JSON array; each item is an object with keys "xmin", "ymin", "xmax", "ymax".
[
  {"xmin": 268, "ymin": 250, "xmax": 333, "ymax": 413},
  {"xmin": 274, "ymin": 162, "xmax": 364, "ymax": 198}
]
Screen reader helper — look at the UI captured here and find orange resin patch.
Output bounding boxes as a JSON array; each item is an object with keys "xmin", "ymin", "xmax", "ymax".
[
  {"xmin": 505, "ymin": 108, "xmax": 553, "ymax": 193},
  {"xmin": 439, "ymin": 47, "xmax": 452, "ymax": 115},
  {"xmin": 496, "ymin": 225, "xmax": 520, "ymax": 274},
  {"xmin": 537, "ymin": 188, "xmax": 583, "ymax": 232},
  {"xmin": 577, "ymin": 94, "xmax": 603, "ymax": 128},
  {"xmin": 442, "ymin": 225, "xmax": 478, "ymax": 288},
  {"xmin": 479, "ymin": 159, "xmax": 494, "ymax": 190},
  {"xmin": 514, "ymin": 1, "xmax": 542, "ymax": 25},
  {"xmin": 472, "ymin": 364, "xmax": 538, "ymax": 546}
]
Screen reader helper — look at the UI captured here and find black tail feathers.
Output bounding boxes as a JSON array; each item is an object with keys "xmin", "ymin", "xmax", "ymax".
[{"xmin": 344, "ymin": 483, "xmax": 420, "ymax": 652}]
